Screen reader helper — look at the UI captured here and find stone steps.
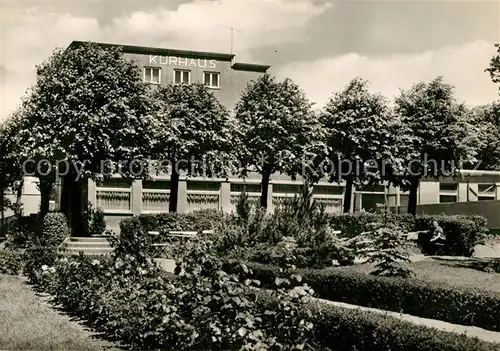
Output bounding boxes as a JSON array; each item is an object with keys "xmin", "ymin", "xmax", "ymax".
[{"xmin": 63, "ymin": 236, "xmax": 113, "ymax": 255}]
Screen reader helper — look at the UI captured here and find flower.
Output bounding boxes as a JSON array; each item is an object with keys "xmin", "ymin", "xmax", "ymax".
[
  {"xmin": 41, "ymin": 265, "xmax": 48, "ymax": 271},
  {"xmin": 91, "ymin": 259, "xmax": 100, "ymax": 266}
]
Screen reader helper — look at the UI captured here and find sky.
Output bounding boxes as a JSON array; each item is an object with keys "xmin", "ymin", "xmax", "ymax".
[{"xmin": 1, "ymin": 0, "xmax": 499, "ymax": 121}]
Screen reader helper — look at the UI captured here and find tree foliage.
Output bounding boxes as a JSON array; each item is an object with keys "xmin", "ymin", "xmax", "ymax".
[
  {"xmin": 234, "ymin": 74, "xmax": 318, "ymax": 208},
  {"xmin": 468, "ymin": 102, "xmax": 500, "ymax": 170},
  {"xmin": 0, "ymin": 110, "xmax": 25, "ymax": 216},
  {"xmin": 392, "ymin": 76, "xmax": 474, "ymax": 215},
  {"xmin": 150, "ymin": 83, "xmax": 233, "ymax": 212},
  {"xmin": 319, "ymin": 77, "xmax": 393, "ymax": 213},
  {"xmin": 486, "ymin": 43, "xmax": 500, "ymax": 91},
  {"xmin": 15, "ymin": 42, "xmax": 156, "ymax": 221}
]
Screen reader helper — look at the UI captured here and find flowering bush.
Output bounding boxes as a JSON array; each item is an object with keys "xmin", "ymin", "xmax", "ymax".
[
  {"xmin": 23, "ymin": 212, "xmax": 69, "ymax": 285},
  {"xmin": 34, "ymin": 221, "xmax": 319, "ymax": 350},
  {"xmin": 0, "ymin": 248, "xmax": 23, "ymax": 275}
]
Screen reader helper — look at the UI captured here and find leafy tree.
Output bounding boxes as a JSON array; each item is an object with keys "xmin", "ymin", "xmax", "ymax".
[
  {"xmin": 150, "ymin": 83, "xmax": 233, "ymax": 212},
  {"xmin": 16, "ymin": 42, "xmax": 156, "ymax": 233},
  {"xmin": 392, "ymin": 77, "xmax": 474, "ymax": 215},
  {"xmin": 319, "ymin": 77, "xmax": 393, "ymax": 213},
  {"xmin": 234, "ymin": 74, "xmax": 318, "ymax": 208},
  {"xmin": 486, "ymin": 43, "xmax": 500, "ymax": 91},
  {"xmin": 468, "ymin": 103, "xmax": 500, "ymax": 170},
  {"xmin": 0, "ymin": 111, "xmax": 25, "ymax": 222}
]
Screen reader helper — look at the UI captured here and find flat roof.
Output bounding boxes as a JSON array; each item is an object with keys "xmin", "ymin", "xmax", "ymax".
[{"xmin": 67, "ymin": 41, "xmax": 270, "ymax": 72}]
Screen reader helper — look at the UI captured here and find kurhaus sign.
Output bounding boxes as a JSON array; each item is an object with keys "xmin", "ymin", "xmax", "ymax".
[{"xmin": 149, "ymin": 55, "xmax": 217, "ymax": 68}]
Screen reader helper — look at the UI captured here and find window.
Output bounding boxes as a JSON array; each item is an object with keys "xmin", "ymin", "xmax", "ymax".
[
  {"xmin": 203, "ymin": 72, "xmax": 220, "ymax": 89},
  {"xmin": 439, "ymin": 182, "xmax": 457, "ymax": 203},
  {"xmin": 174, "ymin": 69, "xmax": 190, "ymax": 84},
  {"xmin": 144, "ymin": 67, "xmax": 161, "ymax": 84},
  {"xmin": 478, "ymin": 184, "xmax": 495, "ymax": 201},
  {"xmin": 231, "ymin": 183, "xmax": 261, "ymax": 193},
  {"xmin": 439, "ymin": 195, "xmax": 456, "ymax": 203},
  {"xmin": 361, "ymin": 194, "xmax": 385, "ymax": 212}
]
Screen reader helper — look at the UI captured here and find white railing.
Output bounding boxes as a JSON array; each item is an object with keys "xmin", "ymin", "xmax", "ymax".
[
  {"xmin": 142, "ymin": 190, "xmax": 170, "ymax": 212},
  {"xmin": 187, "ymin": 190, "xmax": 219, "ymax": 212},
  {"xmin": 96, "ymin": 188, "xmax": 131, "ymax": 212}
]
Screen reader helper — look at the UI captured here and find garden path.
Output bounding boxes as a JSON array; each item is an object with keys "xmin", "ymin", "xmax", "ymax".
[{"xmin": 316, "ymin": 298, "xmax": 500, "ymax": 345}]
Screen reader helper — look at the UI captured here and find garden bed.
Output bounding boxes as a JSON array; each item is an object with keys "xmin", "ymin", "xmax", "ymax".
[{"xmin": 224, "ymin": 260, "xmax": 500, "ymax": 332}]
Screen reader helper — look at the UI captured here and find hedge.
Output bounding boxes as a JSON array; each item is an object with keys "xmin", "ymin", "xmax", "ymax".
[
  {"xmin": 328, "ymin": 213, "xmax": 488, "ymax": 256},
  {"xmin": 134, "ymin": 209, "xmax": 224, "ymax": 233},
  {"xmin": 255, "ymin": 290, "xmax": 500, "ymax": 351},
  {"xmin": 224, "ymin": 261, "xmax": 500, "ymax": 332}
]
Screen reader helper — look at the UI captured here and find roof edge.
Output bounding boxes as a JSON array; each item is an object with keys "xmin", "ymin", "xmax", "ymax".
[
  {"xmin": 67, "ymin": 41, "xmax": 236, "ymax": 61},
  {"xmin": 231, "ymin": 62, "xmax": 270, "ymax": 73}
]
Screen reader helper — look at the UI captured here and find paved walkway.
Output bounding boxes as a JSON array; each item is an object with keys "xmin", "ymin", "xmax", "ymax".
[{"xmin": 315, "ymin": 298, "xmax": 500, "ymax": 345}]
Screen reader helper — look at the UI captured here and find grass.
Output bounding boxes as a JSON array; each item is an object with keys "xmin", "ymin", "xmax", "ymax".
[
  {"xmin": 0, "ymin": 274, "xmax": 121, "ymax": 350},
  {"xmin": 334, "ymin": 259, "xmax": 500, "ymax": 293}
]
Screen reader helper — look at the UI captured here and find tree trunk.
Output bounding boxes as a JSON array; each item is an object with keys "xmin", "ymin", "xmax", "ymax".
[
  {"xmin": 169, "ymin": 167, "xmax": 180, "ymax": 213},
  {"xmin": 260, "ymin": 172, "xmax": 271, "ymax": 209},
  {"xmin": 60, "ymin": 174, "xmax": 86, "ymax": 236},
  {"xmin": 14, "ymin": 179, "xmax": 24, "ymax": 216},
  {"xmin": 39, "ymin": 179, "xmax": 53, "ymax": 220},
  {"xmin": 407, "ymin": 176, "xmax": 420, "ymax": 216},
  {"xmin": 70, "ymin": 179, "xmax": 85, "ymax": 236},
  {"xmin": 343, "ymin": 178, "xmax": 354, "ymax": 213}
]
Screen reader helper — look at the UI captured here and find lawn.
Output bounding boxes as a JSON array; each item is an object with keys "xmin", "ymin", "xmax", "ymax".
[
  {"xmin": 0, "ymin": 274, "xmax": 121, "ymax": 350},
  {"xmin": 334, "ymin": 259, "xmax": 500, "ymax": 293}
]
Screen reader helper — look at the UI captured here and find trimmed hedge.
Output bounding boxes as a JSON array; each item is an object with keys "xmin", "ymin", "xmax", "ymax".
[
  {"xmin": 224, "ymin": 261, "xmax": 500, "ymax": 332},
  {"xmin": 328, "ymin": 213, "xmax": 488, "ymax": 256},
  {"xmin": 134, "ymin": 209, "xmax": 224, "ymax": 233},
  {"xmin": 255, "ymin": 290, "xmax": 500, "ymax": 351}
]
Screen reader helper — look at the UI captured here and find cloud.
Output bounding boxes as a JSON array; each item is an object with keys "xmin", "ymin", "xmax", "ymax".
[
  {"xmin": 104, "ymin": 0, "xmax": 332, "ymax": 58},
  {"xmin": 0, "ymin": 1, "xmax": 331, "ymax": 121},
  {"xmin": 274, "ymin": 40, "xmax": 499, "ymax": 108}
]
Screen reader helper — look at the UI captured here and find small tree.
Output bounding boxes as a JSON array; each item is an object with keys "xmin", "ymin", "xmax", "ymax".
[
  {"xmin": 362, "ymin": 221, "xmax": 415, "ymax": 278},
  {"xmin": 392, "ymin": 77, "xmax": 475, "ymax": 215},
  {"xmin": 320, "ymin": 77, "xmax": 393, "ymax": 213},
  {"xmin": 151, "ymin": 83, "xmax": 233, "ymax": 212},
  {"xmin": 234, "ymin": 74, "xmax": 318, "ymax": 208}
]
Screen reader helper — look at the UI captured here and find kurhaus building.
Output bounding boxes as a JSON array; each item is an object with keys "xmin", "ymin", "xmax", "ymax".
[
  {"xmin": 5, "ymin": 42, "xmax": 500, "ymax": 234},
  {"xmin": 69, "ymin": 40, "xmax": 270, "ymax": 111}
]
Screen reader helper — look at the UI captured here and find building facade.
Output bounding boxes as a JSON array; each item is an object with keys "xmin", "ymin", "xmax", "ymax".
[
  {"xmin": 5, "ymin": 42, "xmax": 500, "ymax": 233},
  {"xmin": 69, "ymin": 41, "xmax": 270, "ymax": 111}
]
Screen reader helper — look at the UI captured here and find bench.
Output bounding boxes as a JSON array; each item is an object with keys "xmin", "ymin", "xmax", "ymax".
[{"xmin": 148, "ymin": 230, "xmax": 214, "ymax": 247}]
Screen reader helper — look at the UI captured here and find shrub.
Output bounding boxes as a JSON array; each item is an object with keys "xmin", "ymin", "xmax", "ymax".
[
  {"xmin": 0, "ymin": 248, "xmax": 23, "ymax": 275},
  {"xmin": 359, "ymin": 222, "xmax": 415, "ymax": 278},
  {"xmin": 38, "ymin": 223, "xmax": 319, "ymax": 350},
  {"xmin": 112, "ymin": 217, "xmax": 157, "ymax": 262},
  {"xmin": 88, "ymin": 206, "xmax": 106, "ymax": 235},
  {"xmin": 415, "ymin": 215, "xmax": 487, "ymax": 256},
  {"xmin": 23, "ymin": 212, "xmax": 69, "ymax": 285},
  {"xmin": 38, "ymin": 212, "xmax": 70, "ymax": 247},
  {"xmin": 254, "ymin": 290, "xmax": 500, "ymax": 351},
  {"xmin": 3, "ymin": 215, "xmax": 38, "ymax": 249},
  {"xmin": 224, "ymin": 261, "xmax": 500, "ymax": 332},
  {"xmin": 328, "ymin": 213, "xmax": 487, "ymax": 257}
]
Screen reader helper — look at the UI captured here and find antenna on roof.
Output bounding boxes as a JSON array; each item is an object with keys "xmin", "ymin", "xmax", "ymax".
[{"xmin": 229, "ymin": 27, "xmax": 242, "ymax": 54}]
